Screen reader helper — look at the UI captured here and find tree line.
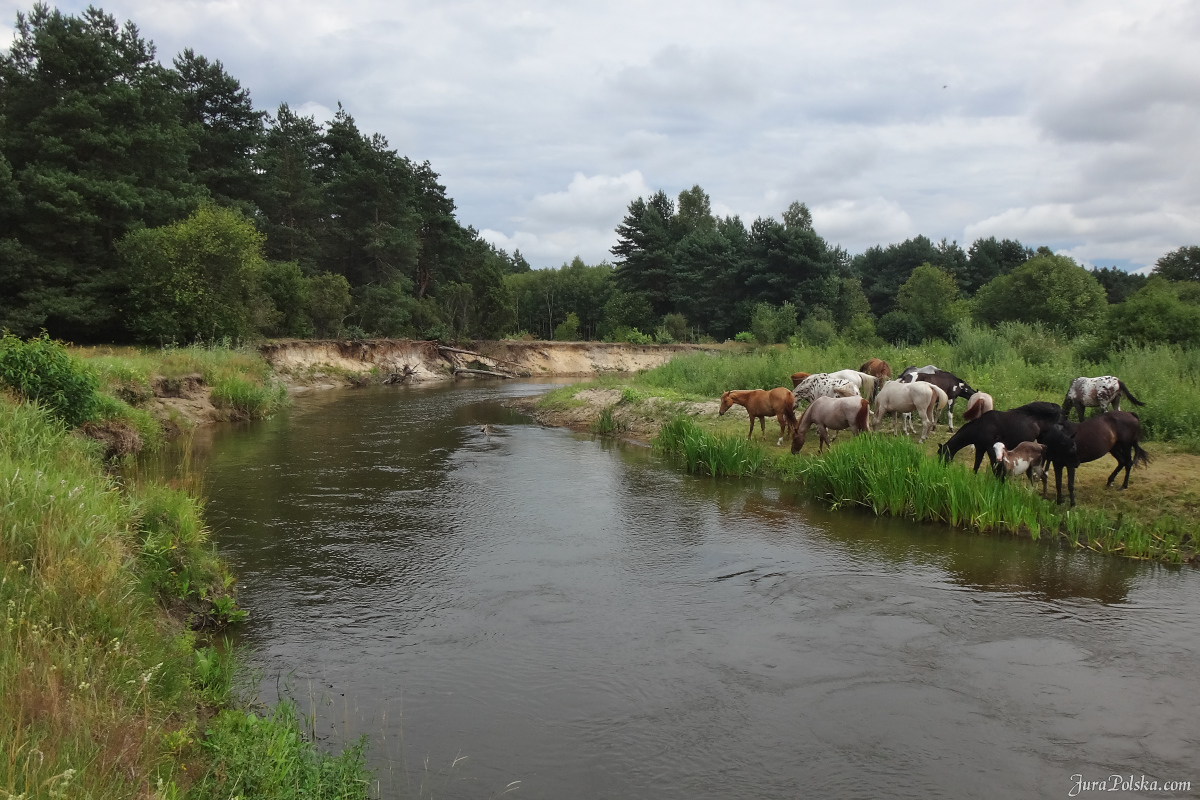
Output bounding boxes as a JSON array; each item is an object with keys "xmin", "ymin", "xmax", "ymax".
[{"xmin": 2, "ymin": 5, "xmax": 1197, "ymax": 350}]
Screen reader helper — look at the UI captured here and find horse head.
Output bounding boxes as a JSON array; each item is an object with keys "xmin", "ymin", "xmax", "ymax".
[
  {"xmin": 718, "ymin": 391, "xmax": 733, "ymax": 415},
  {"xmin": 936, "ymin": 442, "xmax": 953, "ymax": 463}
]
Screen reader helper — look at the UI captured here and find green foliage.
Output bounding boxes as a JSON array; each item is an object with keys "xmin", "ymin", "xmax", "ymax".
[
  {"xmin": 972, "ymin": 254, "xmax": 1108, "ymax": 336},
  {"xmin": 654, "ymin": 417, "xmax": 767, "ymax": 477},
  {"xmin": 662, "ymin": 312, "xmax": 689, "ymax": 342},
  {"xmin": 0, "ymin": 332, "xmax": 99, "ymax": 425},
  {"xmin": 0, "ymin": 5, "xmax": 205, "ymax": 339},
  {"xmin": 307, "ymin": 272, "xmax": 352, "ymax": 338},
  {"xmin": 897, "ymin": 264, "xmax": 967, "ymax": 340},
  {"xmin": 261, "ymin": 261, "xmax": 313, "ymax": 337},
  {"xmin": 750, "ymin": 301, "xmax": 798, "ymax": 344},
  {"xmin": 210, "ymin": 374, "xmax": 288, "ymax": 418},
  {"xmin": 876, "ymin": 311, "xmax": 924, "ymax": 345},
  {"xmin": 507, "ymin": 258, "xmax": 615, "ymax": 340},
  {"xmin": 799, "ymin": 314, "xmax": 837, "ymax": 346},
  {"xmin": 121, "ymin": 204, "xmax": 270, "ymax": 343},
  {"xmin": 609, "ymin": 326, "xmax": 654, "ymax": 344},
  {"xmin": 1154, "ymin": 245, "xmax": 1200, "ymax": 282},
  {"xmin": 591, "ymin": 405, "xmax": 621, "ymax": 434},
  {"xmin": 734, "ymin": 331, "xmax": 755, "ymax": 343},
  {"xmin": 601, "ymin": 289, "xmax": 656, "ymax": 339},
  {"xmin": 192, "ymin": 642, "xmax": 238, "ymax": 705},
  {"xmin": 553, "ymin": 311, "xmax": 581, "ymax": 341},
  {"xmin": 1091, "ymin": 266, "xmax": 1148, "ymax": 304},
  {"xmin": 1106, "ymin": 277, "xmax": 1200, "ymax": 348},
  {"xmin": 192, "ymin": 701, "xmax": 371, "ymax": 800}
]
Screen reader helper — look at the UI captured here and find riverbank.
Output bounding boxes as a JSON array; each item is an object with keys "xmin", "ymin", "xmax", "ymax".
[
  {"xmin": 511, "ymin": 359, "xmax": 1200, "ymax": 564},
  {"xmin": 0, "ymin": 392, "xmax": 371, "ymax": 798}
]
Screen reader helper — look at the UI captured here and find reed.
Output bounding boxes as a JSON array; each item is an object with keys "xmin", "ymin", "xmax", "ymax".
[{"xmin": 654, "ymin": 417, "xmax": 1197, "ymax": 562}]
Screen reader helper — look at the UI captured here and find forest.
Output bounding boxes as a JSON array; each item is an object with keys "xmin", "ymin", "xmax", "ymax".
[{"xmin": 2, "ymin": 5, "xmax": 1199, "ymax": 352}]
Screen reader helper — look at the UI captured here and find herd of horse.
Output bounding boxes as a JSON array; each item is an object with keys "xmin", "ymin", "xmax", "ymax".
[{"xmin": 717, "ymin": 361, "xmax": 1151, "ymax": 507}]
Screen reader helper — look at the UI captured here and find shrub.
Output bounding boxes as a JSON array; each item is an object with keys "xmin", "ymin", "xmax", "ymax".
[
  {"xmin": 307, "ymin": 272, "xmax": 352, "ymax": 338},
  {"xmin": 1106, "ymin": 277, "xmax": 1200, "ymax": 348},
  {"xmin": 554, "ymin": 311, "xmax": 581, "ymax": 341},
  {"xmin": 897, "ymin": 264, "xmax": 967, "ymax": 339},
  {"xmin": 0, "ymin": 332, "xmax": 99, "ymax": 425},
  {"xmin": 799, "ymin": 315, "xmax": 837, "ymax": 346},
  {"xmin": 876, "ymin": 311, "xmax": 924, "ymax": 345},
  {"xmin": 662, "ymin": 312, "xmax": 689, "ymax": 342},
  {"xmin": 734, "ymin": 331, "xmax": 755, "ymax": 343},
  {"xmin": 973, "ymin": 254, "xmax": 1108, "ymax": 336},
  {"xmin": 751, "ymin": 301, "xmax": 798, "ymax": 344}
]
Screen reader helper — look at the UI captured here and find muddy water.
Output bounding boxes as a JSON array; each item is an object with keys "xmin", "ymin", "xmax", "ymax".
[{"xmin": 172, "ymin": 383, "xmax": 1200, "ymax": 799}]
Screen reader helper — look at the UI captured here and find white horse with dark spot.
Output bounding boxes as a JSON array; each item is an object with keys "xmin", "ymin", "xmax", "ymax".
[
  {"xmin": 1062, "ymin": 376, "xmax": 1144, "ymax": 422},
  {"xmin": 792, "ymin": 373, "xmax": 858, "ymax": 411}
]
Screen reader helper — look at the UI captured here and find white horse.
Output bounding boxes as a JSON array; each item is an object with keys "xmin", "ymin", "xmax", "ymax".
[
  {"xmin": 874, "ymin": 380, "xmax": 939, "ymax": 442},
  {"xmin": 826, "ymin": 369, "xmax": 882, "ymax": 401}
]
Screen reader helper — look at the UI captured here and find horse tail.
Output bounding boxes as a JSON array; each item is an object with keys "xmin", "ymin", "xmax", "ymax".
[
  {"xmin": 1119, "ymin": 380, "xmax": 1145, "ymax": 407},
  {"xmin": 1131, "ymin": 441, "xmax": 1152, "ymax": 468},
  {"xmin": 855, "ymin": 398, "xmax": 869, "ymax": 432},
  {"xmin": 925, "ymin": 386, "xmax": 938, "ymax": 421}
]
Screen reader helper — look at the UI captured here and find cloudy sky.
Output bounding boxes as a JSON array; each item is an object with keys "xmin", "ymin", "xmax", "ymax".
[{"xmin": 5, "ymin": 0, "xmax": 1198, "ymax": 270}]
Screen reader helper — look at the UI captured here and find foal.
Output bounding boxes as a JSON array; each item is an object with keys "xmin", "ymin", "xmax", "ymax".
[{"xmin": 719, "ymin": 388, "xmax": 798, "ymax": 444}]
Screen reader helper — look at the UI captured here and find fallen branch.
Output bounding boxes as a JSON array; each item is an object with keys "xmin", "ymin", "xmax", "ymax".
[
  {"xmin": 453, "ymin": 368, "xmax": 513, "ymax": 379},
  {"xmin": 437, "ymin": 345, "xmax": 530, "ymax": 371}
]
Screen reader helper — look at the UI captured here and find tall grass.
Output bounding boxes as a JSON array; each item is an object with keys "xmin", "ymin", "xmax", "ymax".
[
  {"xmin": 655, "ymin": 417, "xmax": 767, "ymax": 477},
  {"xmin": 0, "ymin": 394, "xmax": 370, "ymax": 798},
  {"xmin": 654, "ymin": 417, "xmax": 1197, "ymax": 562},
  {"xmin": 637, "ymin": 324, "xmax": 1200, "ymax": 447}
]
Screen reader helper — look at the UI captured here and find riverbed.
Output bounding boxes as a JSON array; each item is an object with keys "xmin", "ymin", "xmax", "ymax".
[{"xmin": 159, "ymin": 382, "xmax": 1200, "ymax": 799}]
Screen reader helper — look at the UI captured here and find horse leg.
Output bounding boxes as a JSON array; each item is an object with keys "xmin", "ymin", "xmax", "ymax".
[
  {"xmin": 1075, "ymin": 403, "xmax": 1085, "ymax": 423},
  {"xmin": 946, "ymin": 404, "xmax": 954, "ymax": 434},
  {"xmin": 1054, "ymin": 464, "xmax": 1065, "ymax": 504},
  {"xmin": 818, "ymin": 424, "xmax": 830, "ymax": 453},
  {"xmin": 973, "ymin": 445, "xmax": 986, "ymax": 473},
  {"xmin": 747, "ymin": 415, "xmax": 756, "ymax": 441},
  {"xmin": 1067, "ymin": 465, "xmax": 1076, "ymax": 507},
  {"xmin": 759, "ymin": 416, "xmax": 767, "ymax": 440}
]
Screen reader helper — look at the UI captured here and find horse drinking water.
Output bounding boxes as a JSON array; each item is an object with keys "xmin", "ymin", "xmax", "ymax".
[{"xmin": 791, "ymin": 395, "xmax": 870, "ymax": 454}]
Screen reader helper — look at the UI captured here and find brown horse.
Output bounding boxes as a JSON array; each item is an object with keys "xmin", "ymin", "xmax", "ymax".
[
  {"xmin": 790, "ymin": 371, "xmax": 811, "ymax": 388},
  {"xmin": 791, "ymin": 395, "xmax": 870, "ymax": 454},
  {"xmin": 860, "ymin": 358, "xmax": 892, "ymax": 382},
  {"xmin": 719, "ymin": 388, "xmax": 798, "ymax": 444},
  {"xmin": 1044, "ymin": 411, "xmax": 1151, "ymax": 506}
]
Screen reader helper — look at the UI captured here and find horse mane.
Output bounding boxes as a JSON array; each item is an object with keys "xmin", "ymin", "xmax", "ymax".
[
  {"xmin": 856, "ymin": 398, "xmax": 869, "ymax": 431},
  {"xmin": 1012, "ymin": 401, "xmax": 1065, "ymax": 423}
]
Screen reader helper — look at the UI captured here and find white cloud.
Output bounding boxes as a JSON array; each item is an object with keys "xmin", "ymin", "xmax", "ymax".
[{"xmin": 6, "ymin": 0, "xmax": 1199, "ymax": 270}]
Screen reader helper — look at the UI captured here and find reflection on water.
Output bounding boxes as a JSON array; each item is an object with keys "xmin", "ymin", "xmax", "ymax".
[{"xmin": 140, "ymin": 382, "xmax": 1200, "ymax": 800}]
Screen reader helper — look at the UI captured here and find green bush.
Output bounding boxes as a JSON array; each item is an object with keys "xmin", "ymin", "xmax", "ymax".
[
  {"xmin": 211, "ymin": 375, "xmax": 288, "ymax": 418},
  {"xmin": 876, "ymin": 311, "xmax": 924, "ymax": 345},
  {"xmin": 897, "ymin": 263, "xmax": 967, "ymax": 339},
  {"xmin": 973, "ymin": 254, "xmax": 1108, "ymax": 336},
  {"xmin": 734, "ymin": 331, "xmax": 755, "ymax": 343},
  {"xmin": 192, "ymin": 700, "xmax": 371, "ymax": 800},
  {"xmin": 799, "ymin": 315, "xmax": 837, "ymax": 346},
  {"xmin": 0, "ymin": 332, "xmax": 100, "ymax": 426},
  {"xmin": 751, "ymin": 301, "xmax": 798, "ymax": 344},
  {"xmin": 554, "ymin": 311, "xmax": 581, "ymax": 341}
]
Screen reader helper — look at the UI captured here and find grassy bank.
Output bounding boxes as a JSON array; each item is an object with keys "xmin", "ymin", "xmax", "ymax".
[
  {"xmin": 629, "ymin": 323, "xmax": 1200, "ymax": 449},
  {"xmin": 0, "ymin": 392, "xmax": 371, "ymax": 798},
  {"xmin": 79, "ymin": 343, "xmax": 289, "ymax": 427},
  {"xmin": 655, "ymin": 418, "xmax": 1197, "ymax": 563}
]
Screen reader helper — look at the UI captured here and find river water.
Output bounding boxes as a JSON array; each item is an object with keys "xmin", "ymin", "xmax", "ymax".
[{"xmin": 160, "ymin": 382, "xmax": 1199, "ymax": 799}]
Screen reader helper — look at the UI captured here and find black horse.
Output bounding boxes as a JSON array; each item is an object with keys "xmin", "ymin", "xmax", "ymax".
[
  {"xmin": 1041, "ymin": 411, "xmax": 1151, "ymax": 506},
  {"xmin": 899, "ymin": 365, "xmax": 977, "ymax": 431},
  {"xmin": 937, "ymin": 401, "xmax": 1067, "ymax": 473}
]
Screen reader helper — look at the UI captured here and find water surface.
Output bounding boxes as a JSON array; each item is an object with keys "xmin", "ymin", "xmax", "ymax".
[{"xmin": 166, "ymin": 383, "xmax": 1200, "ymax": 799}]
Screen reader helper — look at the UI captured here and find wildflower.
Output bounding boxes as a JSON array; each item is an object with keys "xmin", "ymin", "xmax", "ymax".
[{"xmin": 77, "ymin": 682, "xmax": 90, "ymax": 690}]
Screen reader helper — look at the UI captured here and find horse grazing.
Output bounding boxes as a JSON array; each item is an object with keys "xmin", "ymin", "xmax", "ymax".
[
  {"xmin": 860, "ymin": 358, "xmax": 892, "ymax": 383},
  {"xmin": 719, "ymin": 388, "xmax": 798, "ymax": 444},
  {"xmin": 826, "ymin": 368, "xmax": 882, "ymax": 401},
  {"xmin": 937, "ymin": 401, "xmax": 1066, "ymax": 473},
  {"xmin": 898, "ymin": 366, "xmax": 977, "ymax": 432},
  {"xmin": 963, "ymin": 392, "xmax": 994, "ymax": 422},
  {"xmin": 790, "ymin": 371, "xmax": 811, "ymax": 388},
  {"xmin": 793, "ymin": 374, "xmax": 858, "ymax": 410},
  {"xmin": 992, "ymin": 441, "xmax": 1047, "ymax": 489},
  {"xmin": 1062, "ymin": 376, "xmax": 1144, "ymax": 422},
  {"xmin": 791, "ymin": 396, "xmax": 870, "ymax": 454},
  {"xmin": 1043, "ymin": 411, "xmax": 1151, "ymax": 506},
  {"xmin": 874, "ymin": 380, "xmax": 939, "ymax": 442}
]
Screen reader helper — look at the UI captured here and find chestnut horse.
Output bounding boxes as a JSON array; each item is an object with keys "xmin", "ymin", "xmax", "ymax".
[
  {"xmin": 790, "ymin": 371, "xmax": 811, "ymax": 388},
  {"xmin": 860, "ymin": 358, "xmax": 892, "ymax": 382},
  {"xmin": 719, "ymin": 388, "xmax": 798, "ymax": 444},
  {"xmin": 791, "ymin": 395, "xmax": 870, "ymax": 454}
]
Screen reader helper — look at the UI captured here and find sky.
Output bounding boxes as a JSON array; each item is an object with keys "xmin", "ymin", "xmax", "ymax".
[{"xmin": 4, "ymin": 0, "xmax": 1198, "ymax": 271}]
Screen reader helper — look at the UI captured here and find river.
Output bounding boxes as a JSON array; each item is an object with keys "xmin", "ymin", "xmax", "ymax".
[{"xmin": 154, "ymin": 382, "xmax": 1200, "ymax": 799}]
